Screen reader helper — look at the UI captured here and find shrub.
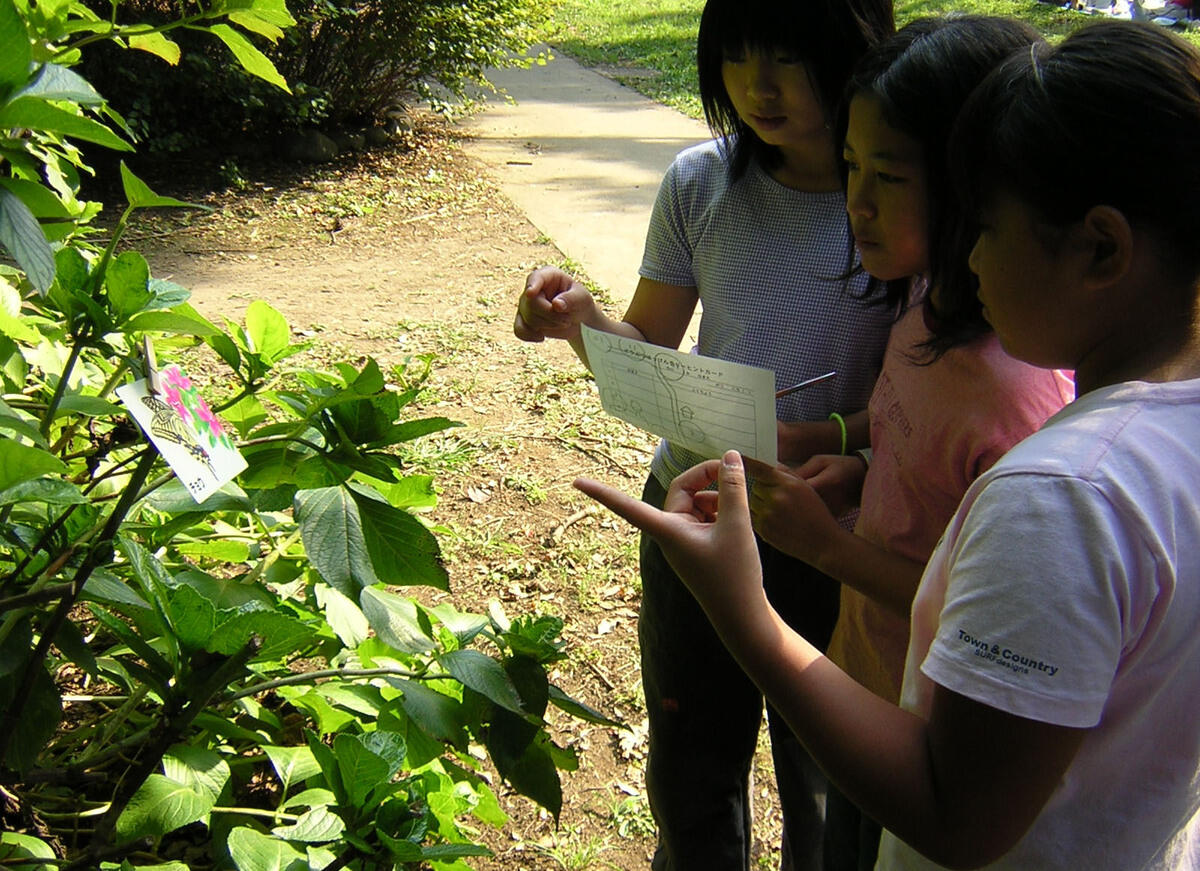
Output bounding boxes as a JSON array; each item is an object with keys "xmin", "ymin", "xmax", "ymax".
[
  {"xmin": 77, "ymin": 0, "xmax": 558, "ymax": 156},
  {"xmin": 0, "ymin": 0, "xmax": 612, "ymax": 866}
]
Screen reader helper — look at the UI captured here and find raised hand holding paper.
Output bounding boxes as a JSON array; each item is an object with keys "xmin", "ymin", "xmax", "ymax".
[{"xmin": 581, "ymin": 325, "xmax": 777, "ymax": 465}]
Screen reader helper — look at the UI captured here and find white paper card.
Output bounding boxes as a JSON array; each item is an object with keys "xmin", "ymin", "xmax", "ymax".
[
  {"xmin": 116, "ymin": 364, "xmax": 248, "ymax": 503},
  {"xmin": 582, "ymin": 325, "xmax": 777, "ymax": 465}
]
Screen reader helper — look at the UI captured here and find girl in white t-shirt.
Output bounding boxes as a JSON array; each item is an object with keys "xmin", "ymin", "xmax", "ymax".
[
  {"xmin": 574, "ymin": 20, "xmax": 1200, "ymax": 871},
  {"xmin": 742, "ymin": 18, "xmax": 1074, "ymax": 870}
]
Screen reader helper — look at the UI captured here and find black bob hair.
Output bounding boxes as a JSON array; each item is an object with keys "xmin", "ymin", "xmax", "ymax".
[{"xmin": 697, "ymin": 0, "xmax": 894, "ymax": 181}]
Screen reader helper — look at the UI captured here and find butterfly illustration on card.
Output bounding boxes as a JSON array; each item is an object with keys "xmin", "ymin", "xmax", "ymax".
[{"xmin": 139, "ymin": 393, "xmax": 216, "ymax": 476}]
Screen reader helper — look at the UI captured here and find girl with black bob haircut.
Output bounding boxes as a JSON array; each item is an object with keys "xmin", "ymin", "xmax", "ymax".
[{"xmin": 698, "ymin": 0, "xmax": 893, "ymax": 181}]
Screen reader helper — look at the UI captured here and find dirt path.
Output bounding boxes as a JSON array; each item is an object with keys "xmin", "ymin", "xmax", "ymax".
[{"xmin": 129, "ymin": 117, "xmax": 784, "ymax": 870}]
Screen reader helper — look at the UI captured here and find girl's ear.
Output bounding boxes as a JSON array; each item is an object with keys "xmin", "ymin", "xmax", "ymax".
[{"xmin": 1080, "ymin": 205, "xmax": 1134, "ymax": 288}]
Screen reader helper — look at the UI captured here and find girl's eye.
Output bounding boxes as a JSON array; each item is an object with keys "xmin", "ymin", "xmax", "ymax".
[
  {"xmin": 843, "ymin": 158, "xmax": 860, "ymax": 173},
  {"xmin": 775, "ymin": 54, "xmax": 801, "ymax": 64},
  {"xmin": 877, "ymin": 172, "xmax": 906, "ymax": 184}
]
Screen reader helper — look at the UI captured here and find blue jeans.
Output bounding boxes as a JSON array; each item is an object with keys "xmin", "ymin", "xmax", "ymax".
[{"xmin": 638, "ymin": 474, "xmax": 841, "ymax": 871}]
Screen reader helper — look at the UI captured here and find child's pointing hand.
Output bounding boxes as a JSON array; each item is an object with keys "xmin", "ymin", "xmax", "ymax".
[{"xmin": 573, "ymin": 451, "xmax": 766, "ymax": 619}]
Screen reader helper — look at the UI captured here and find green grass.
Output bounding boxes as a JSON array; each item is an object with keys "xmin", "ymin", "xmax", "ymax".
[{"xmin": 548, "ymin": 0, "xmax": 1193, "ymax": 118}]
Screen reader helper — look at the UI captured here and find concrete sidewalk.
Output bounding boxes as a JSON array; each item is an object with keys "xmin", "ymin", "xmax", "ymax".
[{"xmin": 455, "ymin": 48, "xmax": 711, "ymax": 315}]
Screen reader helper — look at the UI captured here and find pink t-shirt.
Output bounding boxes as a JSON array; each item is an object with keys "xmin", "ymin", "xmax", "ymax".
[{"xmin": 825, "ymin": 301, "xmax": 1074, "ymax": 702}]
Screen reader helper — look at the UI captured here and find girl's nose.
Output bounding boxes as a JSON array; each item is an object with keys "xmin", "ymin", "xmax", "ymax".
[
  {"xmin": 846, "ymin": 178, "xmax": 875, "ymax": 219},
  {"xmin": 746, "ymin": 58, "xmax": 780, "ymax": 100}
]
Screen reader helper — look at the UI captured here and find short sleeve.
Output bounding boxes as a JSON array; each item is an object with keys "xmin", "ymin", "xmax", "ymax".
[
  {"xmin": 920, "ymin": 473, "xmax": 1149, "ymax": 727},
  {"xmin": 639, "ymin": 152, "xmax": 701, "ymax": 287}
]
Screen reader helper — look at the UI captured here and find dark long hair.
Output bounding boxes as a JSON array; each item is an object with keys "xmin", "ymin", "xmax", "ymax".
[
  {"xmin": 951, "ymin": 20, "xmax": 1200, "ymax": 287},
  {"xmin": 698, "ymin": 0, "xmax": 894, "ymax": 181},
  {"xmin": 842, "ymin": 15, "xmax": 1043, "ymax": 357}
]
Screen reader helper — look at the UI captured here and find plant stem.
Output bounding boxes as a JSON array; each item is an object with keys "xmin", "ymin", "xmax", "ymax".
[
  {"xmin": 210, "ymin": 805, "xmax": 302, "ymax": 822},
  {"xmin": 40, "ymin": 327, "xmax": 90, "ymax": 440},
  {"xmin": 227, "ymin": 665, "xmax": 424, "ymax": 700},
  {"xmin": 86, "ymin": 638, "xmax": 260, "ymax": 851},
  {"xmin": 0, "ymin": 448, "xmax": 157, "ymax": 764}
]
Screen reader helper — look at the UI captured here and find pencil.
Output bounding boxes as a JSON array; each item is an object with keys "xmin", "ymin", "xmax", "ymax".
[{"xmin": 775, "ymin": 370, "xmax": 837, "ymax": 398}]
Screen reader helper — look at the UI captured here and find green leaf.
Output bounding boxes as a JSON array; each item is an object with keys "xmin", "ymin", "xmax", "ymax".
[
  {"xmin": 0, "ymin": 0, "xmax": 31, "ymax": 102},
  {"xmin": 360, "ymin": 587, "xmax": 435, "ymax": 654},
  {"xmin": 244, "ymin": 299, "xmax": 290, "ymax": 361},
  {"xmin": 119, "ymin": 163, "xmax": 195, "ymax": 209},
  {"xmin": 105, "ymin": 250, "xmax": 152, "ymax": 322},
  {"xmin": 0, "ymin": 477, "xmax": 85, "ymax": 507},
  {"xmin": 226, "ymin": 10, "xmax": 283, "ymax": 41},
  {"xmin": 0, "ymin": 832, "xmax": 55, "ymax": 870},
  {"xmin": 208, "ymin": 23, "xmax": 290, "ymax": 92},
  {"xmin": 394, "ymin": 679, "xmax": 469, "ymax": 751},
  {"xmin": 0, "ymin": 188, "xmax": 55, "ymax": 294},
  {"xmin": 115, "ymin": 773, "xmax": 217, "ymax": 839},
  {"xmin": 0, "ymin": 655, "xmax": 60, "ymax": 773},
  {"xmin": 439, "ymin": 650, "xmax": 525, "ymax": 715},
  {"xmin": 425, "ymin": 602, "xmax": 488, "ymax": 645},
  {"xmin": 351, "ymin": 485, "xmax": 448, "ymax": 589},
  {"xmin": 0, "ymin": 98, "xmax": 131, "ymax": 151},
  {"xmin": 422, "ymin": 843, "xmax": 493, "ymax": 860},
  {"xmin": 208, "ymin": 607, "xmax": 313, "ymax": 660},
  {"xmin": 163, "ymin": 744, "xmax": 230, "ymax": 803},
  {"xmin": 128, "ymin": 30, "xmax": 181, "ymax": 64},
  {"xmin": 166, "ymin": 584, "xmax": 217, "ymax": 652},
  {"xmin": 15, "ymin": 63, "xmax": 103, "ymax": 104},
  {"xmin": 0, "ymin": 439, "xmax": 65, "ymax": 490},
  {"xmin": 294, "ymin": 486, "xmax": 375, "ymax": 596},
  {"xmin": 123, "ymin": 310, "xmax": 220, "ymax": 337},
  {"xmin": 314, "ymin": 583, "xmax": 367, "ymax": 647},
  {"xmin": 0, "ymin": 178, "xmax": 73, "ymax": 219},
  {"xmin": 226, "ymin": 827, "xmax": 308, "ymax": 871},
  {"xmin": 332, "ymin": 733, "xmax": 389, "ymax": 807},
  {"xmin": 548, "ymin": 685, "xmax": 624, "ymax": 729},
  {"xmin": 271, "ymin": 805, "xmax": 344, "ymax": 842},
  {"xmin": 263, "ymin": 745, "xmax": 321, "ymax": 793},
  {"xmin": 371, "ymin": 474, "xmax": 437, "ymax": 510}
]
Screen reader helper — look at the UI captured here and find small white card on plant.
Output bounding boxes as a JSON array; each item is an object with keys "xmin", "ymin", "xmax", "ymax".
[{"xmin": 116, "ymin": 364, "xmax": 247, "ymax": 503}]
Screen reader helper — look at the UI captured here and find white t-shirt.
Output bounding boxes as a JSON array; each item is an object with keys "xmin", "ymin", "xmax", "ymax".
[{"xmin": 878, "ymin": 377, "xmax": 1200, "ymax": 871}]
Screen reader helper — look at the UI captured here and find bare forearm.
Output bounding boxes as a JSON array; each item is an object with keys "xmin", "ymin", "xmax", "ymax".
[
  {"xmin": 565, "ymin": 313, "xmax": 649, "ymax": 371},
  {"xmin": 815, "ymin": 530, "xmax": 926, "ymax": 616},
  {"xmin": 701, "ymin": 598, "xmax": 947, "ymax": 854}
]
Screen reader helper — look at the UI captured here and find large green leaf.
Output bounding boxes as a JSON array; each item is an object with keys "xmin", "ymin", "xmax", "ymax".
[
  {"xmin": 0, "ymin": 832, "xmax": 55, "ymax": 870},
  {"xmin": 226, "ymin": 827, "xmax": 308, "ymax": 871},
  {"xmin": 439, "ymin": 649, "xmax": 525, "ymax": 715},
  {"xmin": 244, "ymin": 298, "xmax": 291, "ymax": 362},
  {"xmin": 119, "ymin": 163, "xmax": 196, "ymax": 209},
  {"xmin": 271, "ymin": 805, "xmax": 344, "ymax": 842},
  {"xmin": 294, "ymin": 486, "xmax": 375, "ymax": 596},
  {"xmin": 15, "ymin": 62, "xmax": 102, "ymax": 104},
  {"xmin": 0, "ymin": 0, "xmax": 30, "ymax": 102},
  {"xmin": 263, "ymin": 744, "xmax": 321, "ymax": 793},
  {"xmin": 0, "ymin": 97, "xmax": 131, "ymax": 150},
  {"xmin": 127, "ymin": 29, "xmax": 181, "ymax": 64},
  {"xmin": 394, "ymin": 679, "xmax": 469, "ymax": 751},
  {"xmin": 0, "ymin": 188, "xmax": 54, "ymax": 294},
  {"xmin": 351, "ymin": 486, "xmax": 448, "ymax": 589},
  {"xmin": 208, "ymin": 23, "xmax": 290, "ymax": 92},
  {"xmin": 314, "ymin": 583, "xmax": 368, "ymax": 647},
  {"xmin": 115, "ymin": 774, "xmax": 215, "ymax": 840},
  {"xmin": 105, "ymin": 250, "xmax": 152, "ymax": 323},
  {"xmin": 0, "ymin": 438, "xmax": 65, "ymax": 490},
  {"xmin": 359, "ymin": 586, "xmax": 435, "ymax": 654},
  {"xmin": 331, "ymin": 733, "xmax": 389, "ymax": 807}
]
